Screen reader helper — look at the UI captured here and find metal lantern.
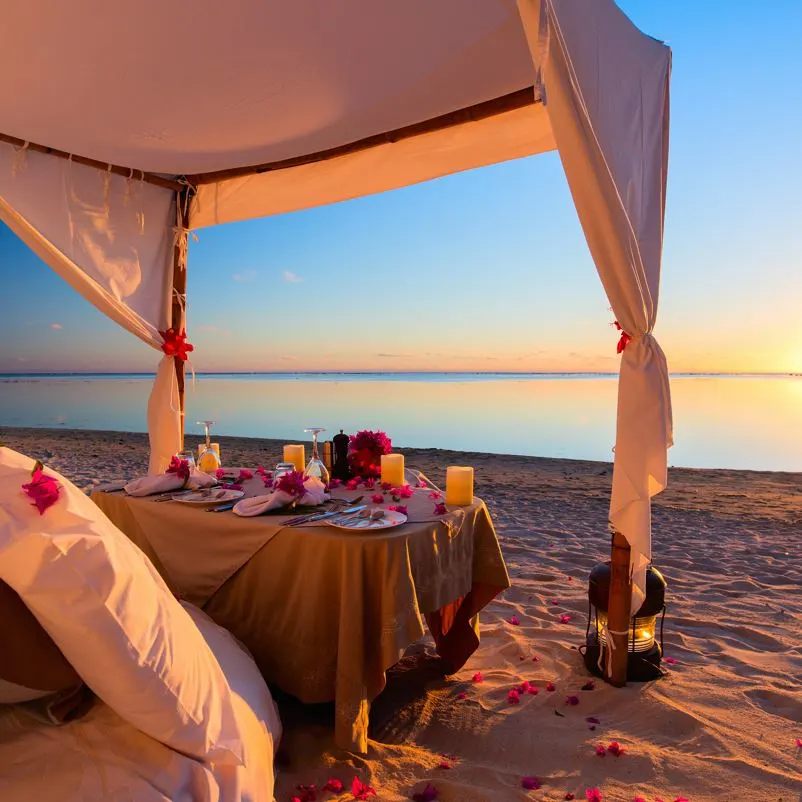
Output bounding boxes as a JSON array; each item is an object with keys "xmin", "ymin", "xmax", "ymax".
[{"xmin": 583, "ymin": 561, "xmax": 667, "ymax": 682}]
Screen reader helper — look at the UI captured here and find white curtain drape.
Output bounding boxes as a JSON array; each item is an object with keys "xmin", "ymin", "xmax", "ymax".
[
  {"xmin": 517, "ymin": 0, "xmax": 673, "ymax": 612},
  {"xmin": 0, "ymin": 143, "xmax": 181, "ymax": 474}
]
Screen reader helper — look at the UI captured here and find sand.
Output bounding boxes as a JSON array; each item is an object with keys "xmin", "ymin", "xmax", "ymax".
[{"xmin": 3, "ymin": 427, "xmax": 801, "ymax": 801}]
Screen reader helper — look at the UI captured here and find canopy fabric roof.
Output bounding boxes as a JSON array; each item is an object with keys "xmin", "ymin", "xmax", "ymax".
[{"xmin": 0, "ymin": 0, "xmax": 672, "ymax": 614}]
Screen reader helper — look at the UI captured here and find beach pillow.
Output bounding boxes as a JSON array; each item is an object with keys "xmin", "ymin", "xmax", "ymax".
[
  {"xmin": 0, "ymin": 578, "xmax": 81, "ymax": 703},
  {"xmin": 0, "ymin": 446, "xmax": 244, "ymax": 766}
]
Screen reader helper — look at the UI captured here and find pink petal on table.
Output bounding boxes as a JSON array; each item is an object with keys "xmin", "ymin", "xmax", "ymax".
[
  {"xmin": 586, "ymin": 716, "xmax": 601, "ymax": 724},
  {"xmin": 330, "ymin": 478, "xmax": 342, "ymax": 488},
  {"xmin": 363, "ymin": 479, "xmax": 376, "ymax": 490},
  {"xmin": 457, "ymin": 692, "xmax": 467, "ymax": 700},
  {"xmin": 565, "ymin": 695, "xmax": 580, "ymax": 706},
  {"xmin": 521, "ymin": 776, "xmax": 542, "ymax": 790},
  {"xmin": 324, "ymin": 779, "xmax": 344, "ymax": 793},
  {"xmin": 472, "ymin": 672, "xmax": 483, "ymax": 683},
  {"xmin": 673, "ymin": 798, "xmax": 690, "ymax": 802},
  {"xmin": 346, "ymin": 479, "xmax": 360, "ymax": 490},
  {"xmin": 509, "ymin": 615, "xmax": 520, "ymax": 626},
  {"xmin": 412, "ymin": 783, "xmax": 439, "ymax": 802},
  {"xmin": 560, "ymin": 614, "xmax": 572, "ymax": 624},
  {"xmin": 546, "ymin": 682, "xmax": 556, "ymax": 692},
  {"xmin": 433, "ymin": 502, "xmax": 447, "ymax": 515},
  {"xmin": 585, "ymin": 789, "xmax": 603, "ymax": 802},
  {"xmin": 215, "ymin": 469, "xmax": 226, "ymax": 479},
  {"xmin": 508, "ymin": 689, "xmax": 521, "ymax": 705},
  {"xmin": 371, "ymin": 493, "xmax": 384, "ymax": 504},
  {"xmin": 238, "ymin": 469, "xmax": 253, "ymax": 480},
  {"xmin": 595, "ymin": 745, "xmax": 607, "ymax": 757},
  {"xmin": 351, "ymin": 776, "xmax": 376, "ymax": 800},
  {"xmin": 429, "ymin": 491, "xmax": 443, "ymax": 500},
  {"xmin": 387, "ymin": 504, "xmax": 408, "ymax": 515},
  {"xmin": 607, "ymin": 741, "xmax": 625, "ymax": 757},
  {"xmin": 633, "ymin": 797, "xmax": 647, "ymax": 802},
  {"xmin": 527, "ymin": 685, "xmax": 539, "ymax": 695}
]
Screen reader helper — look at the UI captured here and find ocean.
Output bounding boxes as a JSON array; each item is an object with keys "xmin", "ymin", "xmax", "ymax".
[{"xmin": 0, "ymin": 373, "xmax": 800, "ymax": 472}]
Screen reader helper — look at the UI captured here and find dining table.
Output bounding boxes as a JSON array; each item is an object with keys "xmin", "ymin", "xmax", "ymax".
[{"xmin": 92, "ymin": 470, "xmax": 510, "ymax": 753}]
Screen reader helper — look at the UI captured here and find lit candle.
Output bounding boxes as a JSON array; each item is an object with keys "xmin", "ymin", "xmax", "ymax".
[
  {"xmin": 381, "ymin": 453, "xmax": 405, "ymax": 486},
  {"xmin": 210, "ymin": 443, "xmax": 220, "ymax": 457},
  {"xmin": 284, "ymin": 444, "xmax": 305, "ymax": 472},
  {"xmin": 446, "ymin": 466, "xmax": 474, "ymax": 506}
]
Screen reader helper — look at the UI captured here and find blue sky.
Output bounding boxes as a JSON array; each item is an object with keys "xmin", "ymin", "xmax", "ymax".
[{"xmin": 1, "ymin": 0, "xmax": 800, "ymax": 374}]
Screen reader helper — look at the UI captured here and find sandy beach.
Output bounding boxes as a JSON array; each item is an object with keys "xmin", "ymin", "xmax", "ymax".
[{"xmin": 3, "ymin": 427, "xmax": 801, "ymax": 801}]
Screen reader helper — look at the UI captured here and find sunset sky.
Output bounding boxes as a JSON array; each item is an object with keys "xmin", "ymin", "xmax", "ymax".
[{"xmin": 1, "ymin": 0, "xmax": 800, "ymax": 375}]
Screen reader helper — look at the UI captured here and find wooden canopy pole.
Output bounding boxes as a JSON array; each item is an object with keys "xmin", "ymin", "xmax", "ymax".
[
  {"xmin": 171, "ymin": 183, "xmax": 194, "ymax": 448},
  {"xmin": 606, "ymin": 531, "xmax": 632, "ymax": 687}
]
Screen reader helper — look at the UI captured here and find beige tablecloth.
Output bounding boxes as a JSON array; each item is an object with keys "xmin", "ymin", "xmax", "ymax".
[{"xmin": 93, "ymin": 476, "xmax": 509, "ymax": 753}]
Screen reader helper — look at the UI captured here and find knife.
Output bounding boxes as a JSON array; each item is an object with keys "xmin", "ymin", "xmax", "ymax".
[{"xmin": 286, "ymin": 504, "xmax": 366, "ymax": 527}]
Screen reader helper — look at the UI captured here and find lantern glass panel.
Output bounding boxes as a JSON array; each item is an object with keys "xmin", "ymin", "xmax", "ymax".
[{"xmin": 593, "ymin": 611, "xmax": 657, "ymax": 652}]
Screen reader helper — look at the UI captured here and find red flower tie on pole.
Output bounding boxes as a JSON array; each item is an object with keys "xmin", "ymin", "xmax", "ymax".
[
  {"xmin": 613, "ymin": 321, "xmax": 632, "ymax": 354},
  {"xmin": 159, "ymin": 328, "xmax": 194, "ymax": 361}
]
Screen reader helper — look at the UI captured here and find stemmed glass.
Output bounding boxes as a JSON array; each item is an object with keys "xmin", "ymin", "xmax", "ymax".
[
  {"xmin": 303, "ymin": 427, "xmax": 329, "ymax": 485},
  {"xmin": 196, "ymin": 420, "xmax": 221, "ymax": 473}
]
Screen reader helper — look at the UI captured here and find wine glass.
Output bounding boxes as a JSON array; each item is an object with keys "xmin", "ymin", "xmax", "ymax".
[
  {"xmin": 175, "ymin": 450, "xmax": 196, "ymax": 470},
  {"xmin": 303, "ymin": 427, "xmax": 329, "ymax": 486},
  {"xmin": 196, "ymin": 420, "xmax": 221, "ymax": 473}
]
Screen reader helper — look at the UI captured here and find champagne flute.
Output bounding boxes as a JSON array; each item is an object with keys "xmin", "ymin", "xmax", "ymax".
[
  {"xmin": 196, "ymin": 420, "xmax": 221, "ymax": 473},
  {"xmin": 303, "ymin": 427, "xmax": 330, "ymax": 486}
]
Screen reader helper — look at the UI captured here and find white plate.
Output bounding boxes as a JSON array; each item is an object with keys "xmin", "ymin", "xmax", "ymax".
[
  {"xmin": 325, "ymin": 510, "xmax": 407, "ymax": 531},
  {"xmin": 172, "ymin": 489, "xmax": 244, "ymax": 507}
]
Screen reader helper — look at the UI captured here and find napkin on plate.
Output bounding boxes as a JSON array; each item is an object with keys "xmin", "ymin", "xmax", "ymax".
[
  {"xmin": 232, "ymin": 476, "xmax": 328, "ymax": 517},
  {"xmin": 124, "ymin": 469, "xmax": 217, "ymax": 497}
]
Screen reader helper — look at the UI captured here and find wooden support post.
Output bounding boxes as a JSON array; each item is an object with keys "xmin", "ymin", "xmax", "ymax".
[
  {"xmin": 171, "ymin": 184, "xmax": 193, "ymax": 449},
  {"xmin": 606, "ymin": 530, "xmax": 632, "ymax": 687}
]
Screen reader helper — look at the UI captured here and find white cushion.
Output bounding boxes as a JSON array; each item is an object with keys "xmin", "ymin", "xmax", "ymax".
[{"xmin": 0, "ymin": 447, "xmax": 244, "ymax": 765}]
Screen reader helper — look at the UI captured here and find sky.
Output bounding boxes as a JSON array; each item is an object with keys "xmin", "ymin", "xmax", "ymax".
[{"xmin": 1, "ymin": 1, "xmax": 800, "ymax": 375}]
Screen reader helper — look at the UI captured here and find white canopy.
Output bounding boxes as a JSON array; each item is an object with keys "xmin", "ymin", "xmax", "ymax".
[{"xmin": 0, "ymin": 0, "xmax": 672, "ymax": 612}]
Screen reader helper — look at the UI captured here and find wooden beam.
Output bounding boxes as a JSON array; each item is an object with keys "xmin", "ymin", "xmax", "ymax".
[
  {"xmin": 189, "ymin": 86, "xmax": 539, "ymax": 185},
  {"xmin": 606, "ymin": 530, "xmax": 633, "ymax": 687},
  {"xmin": 0, "ymin": 132, "xmax": 187, "ymax": 192}
]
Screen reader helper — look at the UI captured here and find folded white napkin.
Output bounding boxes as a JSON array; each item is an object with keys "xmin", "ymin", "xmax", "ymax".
[
  {"xmin": 232, "ymin": 476, "xmax": 328, "ymax": 517},
  {"xmin": 124, "ymin": 469, "xmax": 217, "ymax": 497}
]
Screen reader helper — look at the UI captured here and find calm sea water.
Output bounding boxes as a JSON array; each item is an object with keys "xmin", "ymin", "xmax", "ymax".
[{"xmin": 1, "ymin": 373, "xmax": 800, "ymax": 472}]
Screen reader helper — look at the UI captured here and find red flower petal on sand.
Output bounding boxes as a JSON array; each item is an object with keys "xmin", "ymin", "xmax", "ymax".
[
  {"xmin": 351, "ymin": 776, "xmax": 376, "ymax": 800},
  {"xmin": 472, "ymin": 672, "xmax": 483, "ymax": 683},
  {"xmin": 607, "ymin": 741, "xmax": 625, "ymax": 757},
  {"xmin": 565, "ymin": 795, "xmax": 575, "ymax": 801},
  {"xmin": 412, "ymin": 783, "xmax": 439, "ymax": 802},
  {"xmin": 586, "ymin": 789, "xmax": 602, "ymax": 802},
  {"xmin": 560, "ymin": 614, "xmax": 571, "ymax": 624},
  {"xmin": 595, "ymin": 745, "xmax": 607, "ymax": 757},
  {"xmin": 664, "ymin": 657, "xmax": 677, "ymax": 665},
  {"xmin": 387, "ymin": 504, "xmax": 408, "ymax": 515},
  {"xmin": 546, "ymin": 682, "xmax": 556, "ymax": 692},
  {"xmin": 508, "ymin": 689, "xmax": 521, "ymax": 705},
  {"xmin": 565, "ymin": 695, "xmax": 580, "ymax": 706},
  {"xmin": 457, "ymin": 692, "xmax": 467, "ymax": 700},
  {"xmin": 371, "ymin": 493, "xmax": 384, "ymax": 504},
  {"xmin": 509, "ymin": 616, "xmax": 520, "ymax": 626},
  {"xmin": 438, "ymin": 760, "xmax": 451, "ymax": 769},
  {"xmin": 521, "ymin": 776, "xmax": 541, "ymax": 790},
  {"xmin": 324, "ymin": 779, "xmax": 344, "ymax": 793},
  {"xmin": 796, "ymin": 738, "xmax": 802, "ymax": 748},
  {"xmin": 532, "ymin": 655, "xmax": 540, "ymax": 662}
]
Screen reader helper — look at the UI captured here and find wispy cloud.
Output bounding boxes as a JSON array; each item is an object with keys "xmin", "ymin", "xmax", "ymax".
[
  {"xmin": 233, "ymin": 269, "xmax": 257, "ymax": 282},
  {"xmin": 375, "ymin": 353, "xmax": 413, "ymax": 358},
  {"xmin": 49, "ymin": 323, "xmax": 63, "ymax": 330},
  {"xmin": 279, "ymin": 355, "xmax": 297, "ymax": 362},
  {"xmin": 282, "ymin": 270, "xmax": 303, "ymax": 283}
]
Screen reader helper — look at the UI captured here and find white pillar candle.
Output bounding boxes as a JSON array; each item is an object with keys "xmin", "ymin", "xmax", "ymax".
[
  {"xmin": 381, "ymin": 453, "xmax": 405, "ymax": 487},
  {"xmin": 446, "ymin": 466, "xmax": 474, "ymax": 506},
  {"xmin": 284, "ymin": 444, "xmax": 305, "ymax": 473}
]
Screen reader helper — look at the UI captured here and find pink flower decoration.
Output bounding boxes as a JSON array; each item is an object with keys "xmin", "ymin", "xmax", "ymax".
[
  {"xmin": 560, "ymin": 614, "xmax": 571, "ymax": 624},
  {"xmin": 633, "ymin": 797, "xmax": 647, "ymax": 802},
  {"xmin": 508, "ymin": 616, "xmax": 520, "ymax": 626},
  {"xmin": 329, "ymin": 478, "xmax": 342, "ymax": 488},
  {"xmin": 664, "ymin": 657, "xmax": 677, "ymax": 665},
  {"xmin": 21, "ymin": 464, "xmax": 61, "ymax": 515},
  {"xmin": 796, "ymin": 738, "xmax": 802, "ymax": 748},
  {"xmin": 433, "ymin": 502, "xmax": 447, "ymax": 515},
  {"xmin": 277, "ymin": 470, "xmax": 307, "ymax": 498},
  {"xmin": 508, "ymin": 689, "xmax": 521, "ymax": 705},
  {"xmin": 381, "ymin": 481, "xmax": 393, "ymax": 491},
  {"xmin": 586, "ymin": 790, "xmax": 602, "ymax": 802},
  {"xmin": 262, "ymin": 478, "xmax": 274, "ymax": 489},
  {"xmin": 518, "ymin": 681, "xmax": 531, "ymax": 693},
  {"xmin": 363, "ymin": 478, "xmax": 376, "ymax": 490},
  {"xmin": 521, "ymin": 776, "xmax": 541, "ymax": 790},
  {"xmin": 226, "ymin": 483, "xmax": 243, "ymax": 491},
  {"xmin": 674, "ymin": 798, "xmax": 689, "ymax": 802},
  {"xmin": 527, "ymin": 685, "xmax": 539, "ymax": 695},
  {"xmin": 472, "ymin": 672, "xmax": 484, "ymax": 683},
  {"xmin": 457, "ymin": 692, "xmax": 467, "ymax": 700},
  {"xmin": 324, "ymin": 779, "xmax": 344, "ymax": 793},
  {"xmin": 565, "ymin": 795, "xmax": 576, "ymax": 801},
  {"xmin": 215, "ymin": 468, "xmax": 226, "ymax": 479},
  {"xmin": 429, "ymin": 491, "xmax": 443, "ymax": 500},
  {"xmin": 565, "ymin": 695, "xmax": 580, "ymax": 706},
  {"xmin": 595, "ymin": 745, "xmax": 607, "ymax": 757},
  {"xmin": 412, "ymin": 783, "xmax": 438, "ymax": 802},
  {"xmin": 371, "ymin": 493, "xmax": 385, "ymax": 504},
  {"xmin": 437, "ymin": 760, "xmax": 451, "ymax": 769},
  {"xmin": 348, "ymin": 430, "xmax": 392, "ymax": 479},
  {"xmin": 238, "ymin": 468, "xmax": 253, "ymax": 480},
  {"xmin": 351, "ymin": 776, "xmax": 376, "ymax": 800},
  {"xmin": 166, "ymin": 456, "xmax": 190, "ymax": 482},
  {"xmin": 550, "ymin": 600, "xmax": 559, "ymax": 605},
  {"xmin": 388, "ymin": 504, "xmax": 408, "ymax": 515},
  {"xmin": 532, "ymin": 655, "xmax": 540, "ymax": 662},
  {"xmin": 346, "ymin": 478, "xmax": 360, "ymax": 490},
  {"xmin": 255, "ymin": 465, "xmax": 266, "ymax": 475},
  {"xmin": 391, "ymin": 484, "xmax": 414, "ymax": 499},
  {"xmin": 416, "ymin": 480, "xmax": 427, "ymax": 488},
  {"xmin": 607, "ymin": 741, "xmax": 625, "ymax": 757},
  {"xmin": 546, "ymin": 682, "xmax": 556, "ymax": 692}
]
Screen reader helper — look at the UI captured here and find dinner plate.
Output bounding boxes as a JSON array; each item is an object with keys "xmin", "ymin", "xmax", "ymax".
[
  {"xmin": 325, "ymin": 510, "xmax": 407, "ymax": 531},
  {"xmin": 172, "ymin": 488, "xmax": 244, "ymax": 507}
]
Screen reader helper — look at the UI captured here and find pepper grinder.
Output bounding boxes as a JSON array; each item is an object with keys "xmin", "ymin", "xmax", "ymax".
[{"xmin": 332, "ymin": 429, "xmax": 351, "ymax": 481}]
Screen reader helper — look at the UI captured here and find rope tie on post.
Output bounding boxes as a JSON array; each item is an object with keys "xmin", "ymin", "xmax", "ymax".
[{"xmin": 597, "ymin": 624, "xmax": 631, "ymax": 679}]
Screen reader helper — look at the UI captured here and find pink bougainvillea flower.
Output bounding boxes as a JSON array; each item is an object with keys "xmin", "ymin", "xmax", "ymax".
[
  {"xmin": 673, "ymin": 798, "xmax": 690, "ymax": 802},
  {"xmin": 565, "ymin": 695, "xmax": 580, "ymax": 706},
  {"xmin": 585, "ymin": 789, "xmax": 602, "ymax": 802},
  {"xmin": 796, "ymin": 738, "xmax": 802, "ymax": 748},
  {"xmin": 664, "ymin": 657, "xmax": 677, "ymax": 665},
  {"xmin": 429, "ymin": 490, "xmax": 443, "ymax": 500},
  {"xmin": 346, "ymin": 478, "xmax": 360, "ymax": 490},
  {"xmin": 532, "ymin": 655, "xmax": 540, "ymax": 662},
  {"xmin": 457, "ymin": 691, "xmax": 467, "ymax": 700},
  {"xmin": 277, "ymin": 470, "xmax": 307, "ymax": 498},
  {"xmin": 416, "ymin": 480, "xmax": 428, "ymax": 488},
  {"xmin": 215, "ymin": 468, "xmax": 226, "ymax": 479},
  {"xmin": 381, "ymin": 481, "xmax": 393, "ymax": 491},
  {"xmin": 550, "ymin": 600, "xmax": 559, "ymax": 605},
  {"xmin": 329, "ymin": 478, "xmax": 342, "ymax": 488},
  {"xmin": 21, "ymin": 463, "xmax": 61, "ymax": 515},
  {"xmin": 560, "ymin": 614, "xmax": 572, "ymax": 624},
  {"xmin": 518, "ymin": 681, "xmax": 531, "ymax": 693},
  {"xmin": 564, "ymin": 794, "xmax": 575, "ymax": 801},
  {"xmin": 255, "ymin": 465, "xmax": 266, "ymax": 474},
  {"xmin": 581, "ymin": 680, "xmax": 596, "ymax": 691},
  {"xmin": 351, "ymin": 776, "xmax": 376, "ymax": 800},
  {"xmin": 521, "ymin": 776, "xmax": 541, "ymax": 790},
  {"xmin": 595, "ymin": 744, "xmax": 607, "ymax": 757},
  {"xmin": 633, "ymin": 797, "xmax": 647, "ymax": 802},
  {"xmin": 508, "ymin": 689, "xmax": 521, "ymax": 705},
  {"xmin": 324, "ymin": 779, "xmax": 344, "ymax": 793},
  {"xmin": 238, "ymin": 468, "xmax": 253, "ymax": 481},
  {"xmin": 508, "ymin": 615, "xmax": 520, "ymax": 626},
  {"xmin": 388, "ymin": 504, "xmax": 408, "ymax": 515},
  {"xmin": 225, "ymin": 482, "xmax": 243, "ymax": 491},
  {"xmin": 371, "ymin": 493, "xmax": 385, "ymax": 504},
  {"xmin": 586, "ymin": 716, "xmax": 601, "ymax": 725},
  {"xmin": 262, "ymin": 478, "xmax": 274, "ymax": 489},
  {"xmin": 472, "ymin": 672, "xmax": 484, "ymax": 683},
  {"xmin": 412, "ymin": 783, "xmax": 438, "ymax": 802},
  {"xmin": 437, "ymin": 760, "xmax": 451, "ymax": 769},
  {"xmin": 391, "ymin": 484, "xmax": 414, "ymax": 499},
  {"xmin": 166, "ymin": 456, "xmax": 191, "ymax": 482},
  {"xmin": 607, "ymin": 741, "xmax": 625, "ymax": 757},
  {"xmin": 527, "ymin": 685, "xmax": 539, "ymax": 695},
  {"xmin": 433, "ymin": 502, "xmax": 447, "ymax": 515},
  {"xmin": 546, "ymin": 682, "xmax": 556, "ymax": 692},
  {"xmin": 363, "ymin": 478, "xmax": 376, "ymax": 490}
]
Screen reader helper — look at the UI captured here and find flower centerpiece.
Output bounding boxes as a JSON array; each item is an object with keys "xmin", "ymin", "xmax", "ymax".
[{"xmin": 348, "ymin": 429, "xmax": 392, "ymax": 479}]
